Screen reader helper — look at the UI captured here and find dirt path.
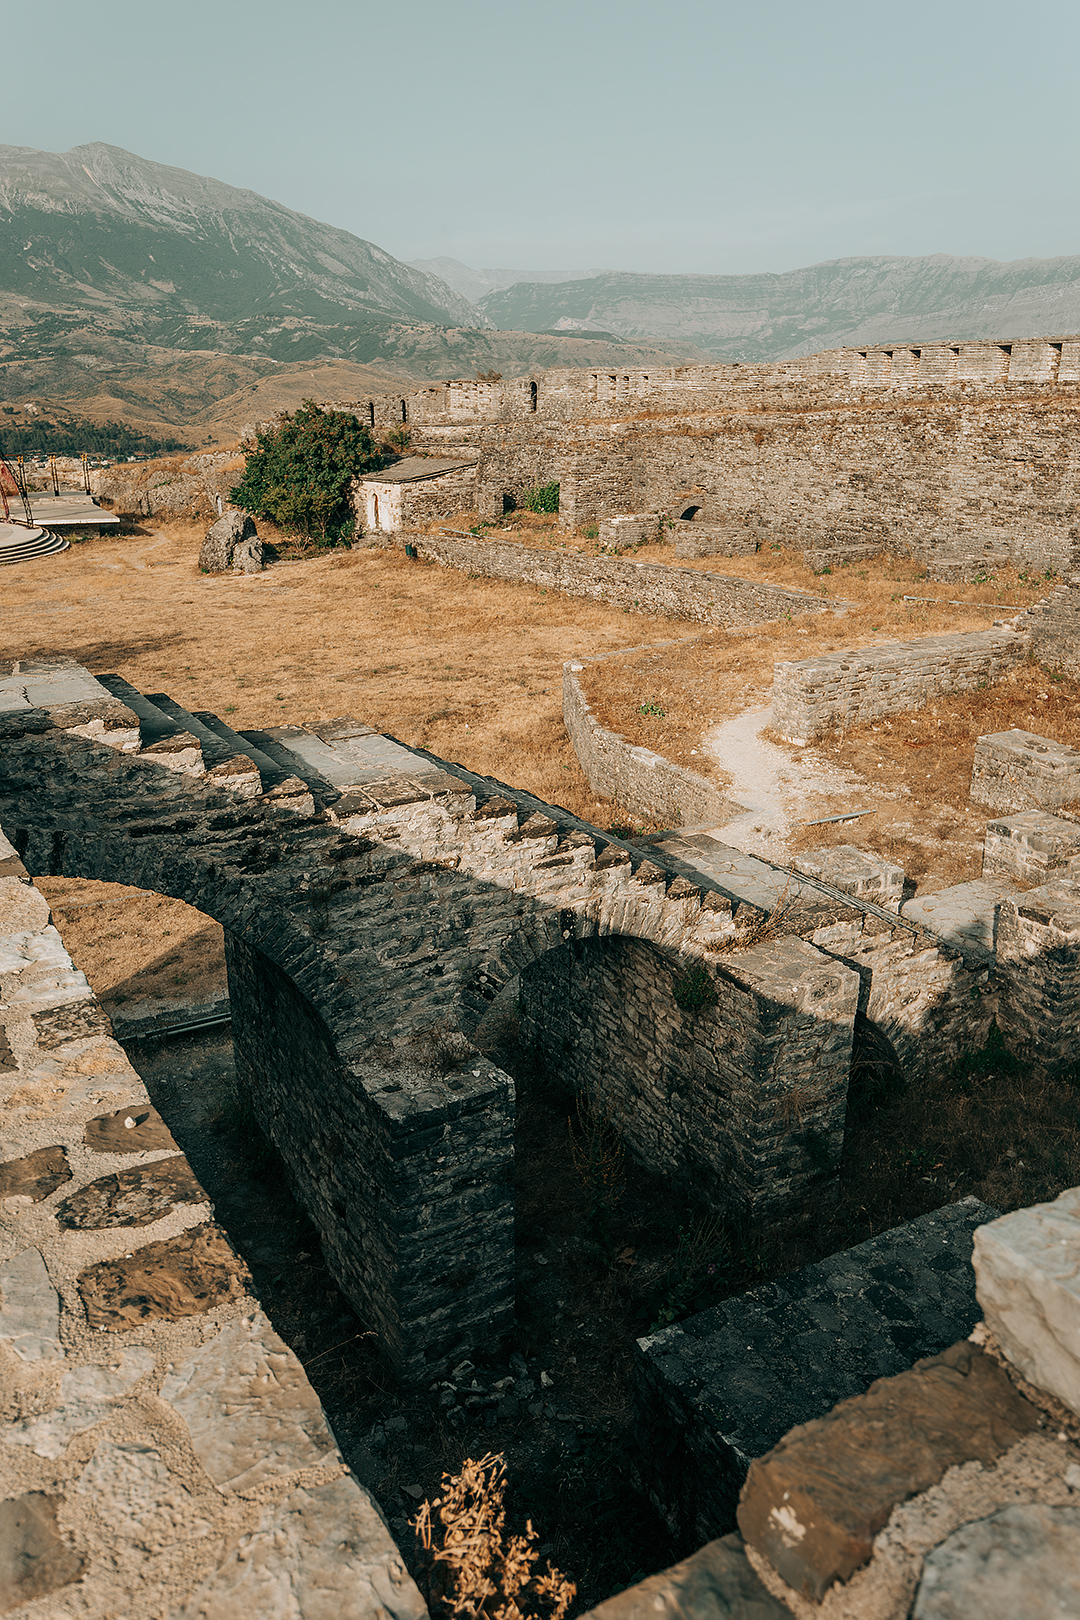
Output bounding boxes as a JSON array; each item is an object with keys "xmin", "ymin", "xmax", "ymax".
[{"xmin": 705, "ymin": 705, "xmax": 871, "ymax": 861}]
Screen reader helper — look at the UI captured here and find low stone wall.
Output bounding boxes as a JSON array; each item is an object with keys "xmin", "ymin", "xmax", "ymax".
[
  {"xmin": 562, "ymin": 654, "xmax": 740, "ymax": 827},
  {"xmin": 970, "ymin": 727, "xmax": 1080, "ymax": 812},
  {"xmin": 1027, "ymin": 577, "xmax": 1080, "ymax": 677},
  {"xmin": 772, "ymin": 628, "xmax": 1027, "ymax": 743},
  {"xmin": 632, "ymin": 1199, "xmax": 995, "ymax": 1547},
  {"xmin": 404, "ymin": 530, "xmax": 838, "ymax": 629},
  {"xmin": 995, "ymin": 874, "xmax": 1080, "ymax": 1074},
  {"xmin": 598, "ymin": 512, "xmax": 661, "ymax": 551},
  {"xmin": 518, "ymin": 932, "xmax": 859, "ymax": 1218},
  {"xmin": 0, "ymin": 846, "xmax": 424, "ymax": 1620},
  {"xmin": 673, "ymin": 524, "xmax": 759, "ymax": 559}
]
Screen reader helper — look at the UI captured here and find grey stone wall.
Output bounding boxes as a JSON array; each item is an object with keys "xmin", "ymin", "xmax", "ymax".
[
  {"xmin": 995, "ymin": 876, "xmax": 1080, "ymax": 1074},
  {"xmin": 398, "ymin": 530, "xmax": 835, "ymax": 629},
  {"xmin": 518, "ymin": 933, "xmax": 859, "ymax": 1218},
  {"xmin": 1027, "ymin": 578, "xmax": 1080, "ymax": 677},
  {"xmin": 970, "ymin": 729, "xmax": 1080, "ymax": 812},
  {"xmin": 771, "ymin": 629, "xmax": 1027, "ymax": 743},
  {"xmin": 562, "ymin": 656, "xmax": 740, "ymax": 827}
]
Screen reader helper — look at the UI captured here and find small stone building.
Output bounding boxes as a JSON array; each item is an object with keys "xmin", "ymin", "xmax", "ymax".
[{"xmin": 354, "ymin": 456, "xmax": 479, "ymax": 534}]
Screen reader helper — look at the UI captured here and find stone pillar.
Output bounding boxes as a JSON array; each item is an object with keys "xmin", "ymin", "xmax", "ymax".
[{"xmin": 995, "ymin": 877, "xmax": 1080, "ymax": 1074}]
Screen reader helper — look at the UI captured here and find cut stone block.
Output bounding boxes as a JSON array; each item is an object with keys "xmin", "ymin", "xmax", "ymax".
[
  {"xmin": 77, "ymin": 1222, "xmax": 247, "ymax": 1330},
  {"xmin": 169, "ymin": 1476, "xmax": 428, "ymax": 1620},
  {"xmin": 159, "ymin": 1310, "xmax": 341, "ymax": 1491},
  {"xmin": 0, "ymin": 1247, "xmax": 61, "ymax": 1361},
  {"xmin": 578, "ymin": 1532, "xmax": 792, "ymax": 1620},
  {"xmin": 982, "ymin": 808, "xmax": 1080, "ymax": 883},
  {"xmin": 736, "ymin": 1341, "xmax": 1039, "ymax": 1603},
  {"xmin": 633, "ymin": 1200, "xmax": 995, "ymax": 1546},
  {"xmin": 0, "ymin": 1143, "xmax": 71, "ymax": 1201},
  {"xmin": 5, "ymin": 1347, "xmax": 156, "ymax": 1458},
  {"xmin": 970, "ymin": 728, "xmax": 1080, "ymax": 813},
  {"xmin": 0, "ymin": 1492, "xmax": 85, "ymax": 1612},
  {"xmin": 901, "ymin": 876, "xmax": 1017, "ymax": 957},
  {"xmin": 912, "ymin": 1504, "xmax": 1080, "ymax": 1619},
  {"xmin": 794, "ymin": 845, "xmax": 905, "ymax": 909},
  {"xmin": 598, "ymin": 513, "xmax": 661, "ymax": 552},
  {"xmin": 56, "ymin": 1156, "xmax": 206, "ymax": 1229},
  {"xmin": 974, "ymin": 1186, "xmax": 1080, "ymax": 1417}
]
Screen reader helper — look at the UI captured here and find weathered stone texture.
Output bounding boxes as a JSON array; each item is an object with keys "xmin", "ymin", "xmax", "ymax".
[
  {"xmin": 994, "ymin": 876, "xmax": 1080, "ymax": 1070},
  {"xmin": 633, "ymin": 1201, "xmax": 996, "ymax": 1546},
  {"xmin": 974, "ymin": 1188, "xmax": 1080, "ymax": 1418},
  {"xmin": 578, "ymin": 1533, "xmax": 791, "ymax": 1620},
  {"xmin": 982, "ymin": 808, "xmax": 1080, "ymax": 883},
  {"xmin": 970, "ymin": 728, "xmax": 1080, "ymax": 813},
  {"xmin": 1027, "ymin": 577, "xmax": 1080, "ymax": 679},
  {"xmin": 736, "ymin": 1341, "xmax": 1038, "ymax": 1602},
  {"xmin": 598, "ymin": 512, "xmax": 662, "ymax": 551},
  {"xmin": 198, "ymin": 508, "xmax": 263, "ymax": 574},
  {"xmin": 912, "ymin": 1504, "xmax": 1080, "ymax": 1620},
  {"xmin": 771, "ymin": 630, "xmax": 1026, "ymax": 743},
  {"xmin": 793, "ymin": 845, "xmax": 905, "ymax": 910}
]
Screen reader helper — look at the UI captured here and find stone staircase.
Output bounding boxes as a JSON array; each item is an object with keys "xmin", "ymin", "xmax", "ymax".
[{"xmin": 0, "ymin": 523, "xmax": 70, "ymax": 564}]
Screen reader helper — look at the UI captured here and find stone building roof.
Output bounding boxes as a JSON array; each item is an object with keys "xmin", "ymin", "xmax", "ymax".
[{"xmin": 361, "ymin": 456, "xmax": 478, "ymax": 485}]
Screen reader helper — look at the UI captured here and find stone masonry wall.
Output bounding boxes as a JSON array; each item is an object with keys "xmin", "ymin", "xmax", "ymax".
[
  {"xmin": 225, "ymin": 932, "xmax": 515, "ymax": 1380},
  {"xmin": 771, "ymin": 629, "xmax": 1028, "ymax": 743},
  {"xmin": 562, "ymin": 656, "xmax": 739, "ymax": 827},
  {"xmin": 1027, "ymin": 577, "xmax": 1080, "ymax": 678},
  {"xmin": 518, "ymin": 932, "xmax": 859, "ymax": 1216},
  {"xmin": 398, "ymin": 530, "xmax": 834, "ymax": 629}
]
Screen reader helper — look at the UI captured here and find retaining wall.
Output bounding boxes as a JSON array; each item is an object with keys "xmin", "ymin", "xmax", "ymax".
[
  {"xmin": 771, "ymin": 628, "xmax": 1027, "ymax": 742},
  {"xmin": 402, "ymin": 531, "xmax": 835, "ymax": 628},
  {"xmin": 562, "ymin": 655, "xmax": 739, "ymax": 827}
]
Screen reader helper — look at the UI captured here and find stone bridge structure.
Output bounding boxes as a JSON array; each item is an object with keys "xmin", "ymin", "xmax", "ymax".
[{"xmin": 1, "ymin": 658, "xmax": 1007, "ymax": 1383}]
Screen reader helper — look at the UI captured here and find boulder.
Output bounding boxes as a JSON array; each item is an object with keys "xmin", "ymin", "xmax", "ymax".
[{"xmin": 199, "ymin": 510, "xmax": 263, "ymax": 574}]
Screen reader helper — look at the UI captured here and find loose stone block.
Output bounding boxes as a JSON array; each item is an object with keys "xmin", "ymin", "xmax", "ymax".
[
  {"xmin": 971, "ymin": 729, "xmax": 1080, "ymax": 813},
  {"xmin": 982, "ymin": 808, "xmax": 1080, "ymax": 883},
  {"xmin": 170, "ymin": 1477, "xmax": 428, "ymax": 1620},
  {"xmin": 736, "ymin": 1341, "xmax": 1039, "ymax": 1602},
  {"xmin": 633, "ymin": 1200, "xmax": 996, "ymax": 1547},
  {"xmin": 912, "ymin": 1504, "xmax": 1080, "ymax": 1619},
  {"xmin": 0, "ymin": 1492, "xmax": 85, "ymax": 1612},
  {"xmin": 974, "ymin": 1187, "xmax": 1080, "ymax": 1417},
  {"xmin": 794, "ymin": 845, "xmax": 905, "ymax": 909},
  {"xmin": 578, "ymin": 1532, "xmax": 791, "ymax": 1620},
  {"xmin": 160, "ymin": 1311, "xmax": 342, "ymax": 1491},
  {"xmin": 0, "ymin": 1246, "xmax": 61, "ymax": 1361}
]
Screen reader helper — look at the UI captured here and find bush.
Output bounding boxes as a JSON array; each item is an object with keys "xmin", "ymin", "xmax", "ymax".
[
  {"xmin": 229, "ymin": 400, "xmax": 385, "ymax": 543},
  {"xmin": 519, "ymin": 481, "xmax": 559, "ymax": 514}
]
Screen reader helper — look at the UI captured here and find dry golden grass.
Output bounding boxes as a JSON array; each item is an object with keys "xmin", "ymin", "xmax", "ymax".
[{"xmin": 1, "ymin": 520, "xmax": 704, "ymax": 828}]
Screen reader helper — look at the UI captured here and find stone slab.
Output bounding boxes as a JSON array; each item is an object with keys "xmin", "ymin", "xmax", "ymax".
[
  {"xmin": 160, "ymin": 1310, "xmax": 341, "ymax": 1491},
  {"xmin": 974, "ymin": 1186, "xmax": 1080, "ymax": 1417},
  {"xmin": 900, "ymin": 877, "xmax": 1017, "ymax": 958},
  {"xmin": 794, "ymin": 845, "xmax": 905, "ymax": 909},
  {"xmin": 634, "ymin": 1201, "xmax": 995, "ymax": 1543},
  {"xmin": 579, "ymin": 1533, "xmax": 792, "ymax": 1620},
  {"xmin": 83, "ymin": 1103, "xmax": 180, "ymax": 1154},
  {"xmin": 56, "ymin": 1156, "xmax": 206, "ymax": 1229},
  {"xmin": 0, "ymin": 1143, "xmax": 71, "ymax": 1201},
  {"xmin": 737, "ymin": 1341, "xmax": 1039, "ymax": 1602},
  {"xmin": 77, "ymin": 1440, "xmax": 214, "ymax": 1551},
  {"xmin": 169, "ymin": 1477, "xmax": 428, "ymax": 1620},
  {"xmin": 912, "ymin": 1503, "xmax": 1080, "ymax": 1619},
  {"xmin": 5, "ymin": 1347, "xmax": 156, "ymax": 1458},
  {"xmin": 0, "ymin": 1246, "xmax": 61, "ymax": 1361},
  {"xmin": 0, "ymin": 1492, "xmax": 85, "ymax": 1613},
  {"xmin": 77, "ymin": 1222, "xmax": 247, "ymax": 1330}
]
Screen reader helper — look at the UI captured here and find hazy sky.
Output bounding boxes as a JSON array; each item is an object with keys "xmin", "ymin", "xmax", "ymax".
[{"xmin": 4, "ymin": 0, "xmax": 1078, "ymax": 276}]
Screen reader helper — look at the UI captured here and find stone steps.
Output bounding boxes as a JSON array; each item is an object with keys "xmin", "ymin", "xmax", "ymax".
[
  {"xmin": 142, "ymin": 694, "xmax": 264, "ymax": 798},
  {"xmin": 95, "ymin": 674, "xmax": 205, "ymax": 776},
  {"xmin": 0, "ymin": 524, "xmax": 70, "ymax": 565}
]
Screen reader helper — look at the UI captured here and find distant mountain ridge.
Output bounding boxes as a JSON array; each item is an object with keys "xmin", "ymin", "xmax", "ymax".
[
  {"xmin": 477, "ymin": 255, "xmax": 1080, "ymax": 361},
  {"xmin": 409, "ymin": 257, "xmax": 610, "ymax": 306}
]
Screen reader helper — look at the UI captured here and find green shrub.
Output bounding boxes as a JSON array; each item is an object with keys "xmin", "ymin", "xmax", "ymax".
[
  {"xmin": 519, "ymin": 480, "xmax": 559, "ymax": 514},
  {"xmin": 230, "ymin": 400, "xmax": 385, "ymax": 543},
  {"xmin": 672, "ymin": 964, "xmax": 718, "ymax": 1012}
]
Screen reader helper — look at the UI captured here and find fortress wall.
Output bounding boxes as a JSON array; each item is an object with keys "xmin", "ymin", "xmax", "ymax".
[
  {"xmin": 410, "ymin": 397, "xmax": 1080, "ymax": 570},
  {"xmin": 771, "ymin": 629, "xmax": 1028, "ymax": 743},
  {"xmin": 518, "ymin": 933, "xmax": 859, "ymax": 1217},
  {"xmin": 347, "ymin": 338, "xmax": 1080, "ymax": 433}
]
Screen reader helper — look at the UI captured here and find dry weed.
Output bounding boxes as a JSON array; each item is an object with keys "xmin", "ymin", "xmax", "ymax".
[{"xmin": 414, "ymin": 1453, "xmax": 575, "ymax": 1620}]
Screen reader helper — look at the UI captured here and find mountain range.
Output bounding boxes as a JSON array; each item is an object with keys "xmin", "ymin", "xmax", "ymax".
[{"xmin": 476, "ymin": 256, "xmax": 1080, "ymax": 361}]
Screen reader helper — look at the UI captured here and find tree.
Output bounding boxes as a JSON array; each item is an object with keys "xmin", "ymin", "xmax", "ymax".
[{"xmin": 229, "ymin": 400, "xmax": 386, "ymax": 543}]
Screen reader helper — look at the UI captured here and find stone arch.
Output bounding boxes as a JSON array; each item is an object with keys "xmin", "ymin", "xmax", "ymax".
[{"xmin": 679, "ymin": 504, "xmax": 701, "ymax": 521}]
